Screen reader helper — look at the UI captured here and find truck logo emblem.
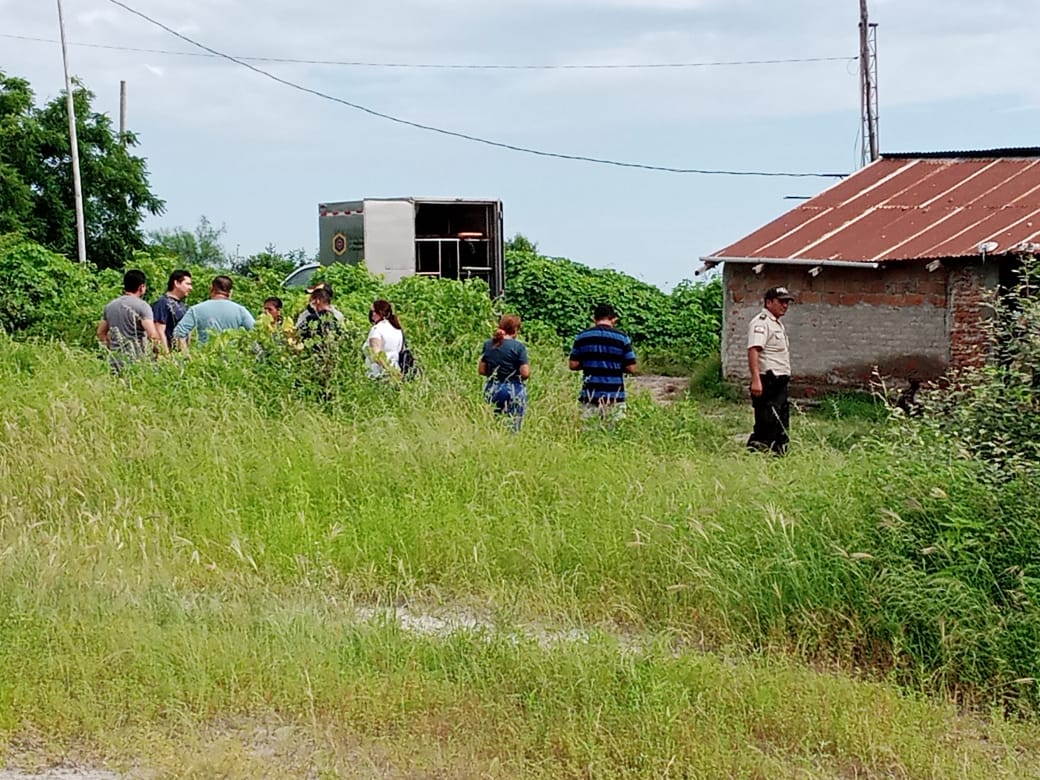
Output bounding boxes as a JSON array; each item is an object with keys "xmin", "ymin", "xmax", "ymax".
[{"xmin": 332, "ymin": 232, "xmax": 347, "ymax": 256}]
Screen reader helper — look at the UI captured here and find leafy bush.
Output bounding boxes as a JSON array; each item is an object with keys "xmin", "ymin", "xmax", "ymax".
[
  {"xmin": 917, "ymin": 255, "xmax": 1040, "ymax": 475},
  {"xmin": 0, "ymin": 234, "xmax": 111, "ymax": 344},
  {"xmin": 503, "ymin": 235, "xmax": 721, "ymax": 369}
]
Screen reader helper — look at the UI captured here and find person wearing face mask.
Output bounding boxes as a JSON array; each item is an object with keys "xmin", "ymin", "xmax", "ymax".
[
  {"xmin": 297, "ymin": 287, "xmax": 340, "ymax": 343},
  {"xmin": 294, "ymin": 283, "xmax": 345, "ymax": 331},
  {"xmin": 364, "ymin": 299, "xmax": 405, "ymax": 378}
]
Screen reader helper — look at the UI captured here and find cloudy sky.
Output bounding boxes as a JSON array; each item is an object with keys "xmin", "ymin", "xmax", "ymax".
[{"xmin": 4, "ymin": 0, "xmax": 1040, "ymax": 288}]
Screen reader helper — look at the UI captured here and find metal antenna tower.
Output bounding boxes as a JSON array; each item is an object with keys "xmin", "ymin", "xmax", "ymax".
[{"xmin": 859, "ymin": 0, "xmax": 879, "ymax": 166}]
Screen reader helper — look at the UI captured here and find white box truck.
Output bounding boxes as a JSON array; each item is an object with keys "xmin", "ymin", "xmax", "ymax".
[{"xmin": 316, "ymin": 197, "xmax": 505, "ymax": 297}]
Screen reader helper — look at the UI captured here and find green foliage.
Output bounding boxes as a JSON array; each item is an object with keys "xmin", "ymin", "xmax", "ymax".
[
  {"xmin": 917, "ymin": 255, "xmax": 1040, "ymax": 475},
  {"xmin": 0, "ymin": 236, "xmax": 301, "ymax": 350},
  {"xmin": 130, "ymin": 255, "xmax": 289, "ymax": 326},
  {"xmin": 147, "ymin": 218, "xmax": 310, "ymax": 281},
  {"xmin": 503, "ymin": 234, "xmax": 722, "ymax": 370},
  {"xmin": 0, "ymin": 70, "xmax": 164, "ymax": 269},
  {"xmin": 148, "ymin": 215, "xmax": 228, "ymax": 267},
  {"xmin": 11, "ymin": 224, "xmax": 1040, "ymax": 721},
  {"xmin": 0, "ymin": 234, "xmax": 111, "ymax": 344},
  {"xmin": 685, "ymin": 352, "xmax": 737, "ymax": 399},
  {"xmin": 857, "ymin": 428, "xmax": 1040, "ymax": 707},
  {"xmin": 813, "ymin": 391, "xmax": 887, "ymax": 423},
  {"xmin": 4, "ymin": 326, "xmax": 1040, "ymax": 719},
  {"xmin": 231, "ymin": 243, "xmax": 310, "ymax": 280},
  {"xmin": 315, "ymin": 261, "xmax": 499, "ymax": 365},
  {"xmin": 5, "ymin": 241, "xmax": 1040, "ymax": 724},
  {"xmin": 841, "ymin": 256, "xmax": 1040, "ymax": 706}
]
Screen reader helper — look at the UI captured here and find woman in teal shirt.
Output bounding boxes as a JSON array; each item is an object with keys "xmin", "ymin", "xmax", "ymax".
[{"xmin": 478, "ymin": 315, "xmax": 530, "ymax": 431}]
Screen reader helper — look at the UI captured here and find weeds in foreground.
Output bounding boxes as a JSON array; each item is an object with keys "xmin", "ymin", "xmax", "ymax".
[{"xmin": 2, "ymin": 336, "xmax": 1040, "ymax": 776}]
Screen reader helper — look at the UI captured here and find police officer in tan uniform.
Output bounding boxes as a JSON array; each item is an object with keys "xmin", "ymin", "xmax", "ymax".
[{"xmin": 747, "ymin": 286, "xmax": 795, "ymax": 454}]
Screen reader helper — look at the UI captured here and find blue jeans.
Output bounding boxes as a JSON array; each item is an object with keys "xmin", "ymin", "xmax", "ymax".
[{"xmin": 485, "ymin": 380, "xmax": 527, "ymax": 431}]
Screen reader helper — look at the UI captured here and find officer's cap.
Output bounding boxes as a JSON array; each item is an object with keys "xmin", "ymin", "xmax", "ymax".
[{"xmin": 764, "ymin": 286, "xmax": 795, "ymax": 302}]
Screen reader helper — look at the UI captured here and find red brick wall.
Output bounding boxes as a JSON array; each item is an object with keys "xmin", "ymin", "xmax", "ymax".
[{"xmin": 948, "ymin": 264, "xmax": 998, "ymax": 369}]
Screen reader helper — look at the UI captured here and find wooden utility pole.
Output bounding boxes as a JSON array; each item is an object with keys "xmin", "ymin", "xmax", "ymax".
[
  {"xmin": 56, "ymin": 0, "xmax": 87, "ymax": 263},
  {"xmin": 859, "ymin": 0, "xmax": 879, "ymax": 166},
  {"xmin": 120, "ymin": 80, "xmax": 127, "ymax": 143}
]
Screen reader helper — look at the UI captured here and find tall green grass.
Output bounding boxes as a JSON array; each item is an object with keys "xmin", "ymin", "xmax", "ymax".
[{"xmin": 2, "ymin": 335, "xmax": 1040, "ymax": 776}]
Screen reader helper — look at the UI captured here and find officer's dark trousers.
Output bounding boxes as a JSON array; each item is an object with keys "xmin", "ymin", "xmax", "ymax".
[{"xmin": 748, "ymin": 371, "xmax": 790, "ymax": 455}]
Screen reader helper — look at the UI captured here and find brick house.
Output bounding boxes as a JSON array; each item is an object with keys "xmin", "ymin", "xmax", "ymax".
[{"xmin": 700, "ymin": 149, "xmax": 1040, "ymax": 390}]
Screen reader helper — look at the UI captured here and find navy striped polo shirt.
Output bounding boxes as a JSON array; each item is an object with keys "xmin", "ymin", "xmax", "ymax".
[{"xmin": 569, "ymin": 325, "xmax": 637, "ymax": 404}]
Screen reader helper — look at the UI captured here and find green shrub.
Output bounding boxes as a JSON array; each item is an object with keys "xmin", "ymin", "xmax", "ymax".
[
  {"xmin": 0, "ymin": 237, "xmax": 314, "ymax": 349},
  {"xmin": 917, "ymin": 254, "xmax": 1040, "ymax": 475},
  {"xmin": 0, "ymin": 234, "xmax": 110, "ymax": 345},
  {"xmin": 503, "ymin": 237, "xmax": 721, "ymax": 363}
]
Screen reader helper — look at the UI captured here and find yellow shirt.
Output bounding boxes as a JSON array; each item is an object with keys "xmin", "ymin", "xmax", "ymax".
[{"xmin": 747, "ymin": 309, "xmax": 790, "ymax": 376}]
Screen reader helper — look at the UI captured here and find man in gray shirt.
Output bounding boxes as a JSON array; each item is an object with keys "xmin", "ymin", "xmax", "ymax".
[{"xmin": 97, "ymin": 269, "xmax": 166, "ymax": 372}]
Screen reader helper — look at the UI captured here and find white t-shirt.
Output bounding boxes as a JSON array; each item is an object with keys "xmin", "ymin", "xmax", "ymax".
[{"xmin": 364, "ymin": 319, "xmax": 404, "ymax": 377}]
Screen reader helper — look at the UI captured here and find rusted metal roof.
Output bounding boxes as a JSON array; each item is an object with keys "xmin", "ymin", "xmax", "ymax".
[{"xmin": 706, "ymin": 149, "xmax": 1040, "ymax": 265}]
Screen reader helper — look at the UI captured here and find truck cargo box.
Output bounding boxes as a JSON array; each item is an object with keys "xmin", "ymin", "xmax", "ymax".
[{"xmin": 318, "ymin": 197, "xmax": 504, "ymax": 297}]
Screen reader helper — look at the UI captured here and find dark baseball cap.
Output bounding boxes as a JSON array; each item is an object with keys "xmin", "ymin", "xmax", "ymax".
[{"xmin": 764, "ymin": 286, "xmax": 795, "ymax": 302}]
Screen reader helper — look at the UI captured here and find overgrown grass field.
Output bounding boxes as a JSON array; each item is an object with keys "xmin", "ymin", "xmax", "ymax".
[{"xmin": 2, "ymin": 333, "xmax": 1040, "ymax": 778}]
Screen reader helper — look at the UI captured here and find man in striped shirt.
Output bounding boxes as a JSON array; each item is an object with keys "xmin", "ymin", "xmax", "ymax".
[{"xmin": 569, "ymin": 303, "xmax": 637, "ymax": 423}]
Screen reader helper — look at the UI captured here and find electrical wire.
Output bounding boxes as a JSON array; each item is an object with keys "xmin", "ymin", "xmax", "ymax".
[
  {"xmin": 1, "ymin": 32, "xmax": 854, "ymax": 71},
  {"xmin": 102, "ymin": 0, "xmax": 848, "ymax": 179}
]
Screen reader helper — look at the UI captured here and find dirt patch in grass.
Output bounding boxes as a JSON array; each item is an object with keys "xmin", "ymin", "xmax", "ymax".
[{"xmin": 630, "ymin": 374, "xmax": 690, "ymax": 404}]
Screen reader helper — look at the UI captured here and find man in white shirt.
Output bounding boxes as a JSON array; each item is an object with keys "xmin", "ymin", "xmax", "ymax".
[{"xmin": 747, "ymin": 286, "xmax": 794, "ymax": 454}]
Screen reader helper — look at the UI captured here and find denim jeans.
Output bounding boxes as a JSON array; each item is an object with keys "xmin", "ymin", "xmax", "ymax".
[{"xmin": 485, "ymin": 380, "xmax": 527, "ymax": 432}]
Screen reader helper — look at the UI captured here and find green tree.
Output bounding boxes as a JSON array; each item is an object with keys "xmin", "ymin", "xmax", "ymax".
[
  {"xmin": 0, "ymin": 70, "xmax": 165, "ymax": 269},
  {"xmin": 231, "ymin": 243, "xmax": 310, "ymax": 280},
  {"xmin": 149, "ymin": 215, "xmax": 228, "ymax": 267}
]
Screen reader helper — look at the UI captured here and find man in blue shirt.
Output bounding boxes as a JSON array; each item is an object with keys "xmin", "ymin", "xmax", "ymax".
[
  {"xmin": 173, "ymin": 275, "xmax": 255, "ymax": 355},
  {"xmin": 569, "ymin": 303, "xmax": 637, "ymax": 424},
  {"xmin": 152, "ymin": 269, "xmax": 192, "ymax": 348}
]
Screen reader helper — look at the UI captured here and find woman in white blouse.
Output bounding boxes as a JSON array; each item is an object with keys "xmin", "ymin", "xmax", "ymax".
[{"xmin": 364, "ymin": 299, "xmax": 405, "ymax": 377}]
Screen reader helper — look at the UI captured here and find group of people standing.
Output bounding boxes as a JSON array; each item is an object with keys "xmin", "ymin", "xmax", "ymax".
[
  {"xmin": 98, "ymin": 269, "xmax": 256, "ymax": 364},
  {"xmin": 98, "ymin": 269, "xmax": 794, "ymax": 451},
  {"xmin": 97, "ymin": 269, "xmax": 407, "ymax": 378}
]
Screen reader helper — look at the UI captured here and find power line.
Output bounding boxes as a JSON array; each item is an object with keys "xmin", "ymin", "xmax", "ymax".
[
  {"xmin": 102, "ymin": 0, "xmax": 847, "ymax": 179},
  {"xmin": 2, "ymin": 32, "xmax": 854, "ymax": 71}
]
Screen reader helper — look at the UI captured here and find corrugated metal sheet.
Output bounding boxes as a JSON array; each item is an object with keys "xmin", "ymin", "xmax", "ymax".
[{"xmin": 708, "ymin": 150, "xmax": 1040, "ymax": 264}]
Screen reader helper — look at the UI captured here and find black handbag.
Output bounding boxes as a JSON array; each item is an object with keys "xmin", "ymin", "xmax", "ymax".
[{"xmin": 398, "ymin": 335, "xmax": 418, "ymax": 379}]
